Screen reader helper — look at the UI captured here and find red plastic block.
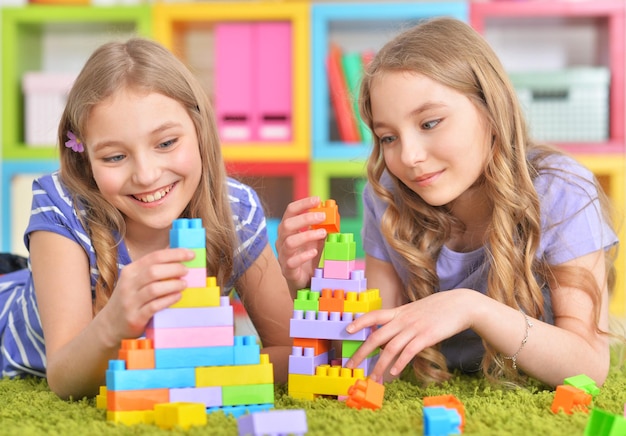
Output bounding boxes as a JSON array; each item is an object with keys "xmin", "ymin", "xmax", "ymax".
[{"xmin": 346, "ymin": 378, "xmax": 384, "ymax": 410}]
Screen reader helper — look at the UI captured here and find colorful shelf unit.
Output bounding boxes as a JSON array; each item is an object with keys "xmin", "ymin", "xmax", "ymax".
[
  {"xmin": 1, "ymin": 160, "xmax": 59, "ymax": 253},
  {"xmin": 0, "ymin": 5, "xmax": 153, "ymax": 160},
  {"xmin": 310, "ymin": 2, "xmax": 468, "ymax": 161},
  {"xmin": 470, "ymin": 1, "xmax": 626, "ymax": 317},
  {"xmin": 152, "ymin": 2, "xmax": 310, "ymax": 162}
]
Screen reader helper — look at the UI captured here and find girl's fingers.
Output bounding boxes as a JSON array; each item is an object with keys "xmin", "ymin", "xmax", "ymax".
[{"xmin": 346, "ymin": 309, "xmax": 396, "ymax": 334}]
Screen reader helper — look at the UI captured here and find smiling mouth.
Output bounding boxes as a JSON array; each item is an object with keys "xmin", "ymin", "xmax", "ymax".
[{"xmin": 133, "ymin": 184, "xmax": 174, "ymax": 203}]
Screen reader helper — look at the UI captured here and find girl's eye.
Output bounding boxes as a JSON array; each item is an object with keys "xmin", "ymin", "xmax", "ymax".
[
  {"xmin": 103, "ymin": 154, "xmax": 125, "ymax": 163},
  {"xmin": 158, "ymin": 138, "xmax": 177, "ymax": 149},
  {"xmin": 422, "ymin": 119, "xmax": 440, "ymax": 130},
  {"xmin": 379, "ymin": 135, "xmax": 396, "ymax": 146}
]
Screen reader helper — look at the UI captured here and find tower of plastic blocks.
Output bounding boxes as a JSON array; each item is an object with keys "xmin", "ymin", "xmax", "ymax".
[
  {"xmin": 287, "ymin": 200, "xmax": 382, "ymax": 400},
  {"xmin": 99, "ymin": 218, "xmax": 274, "ymax": 429}
]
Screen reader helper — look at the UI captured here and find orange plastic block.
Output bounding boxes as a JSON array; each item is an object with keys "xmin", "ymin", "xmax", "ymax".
[
  {"xmin": 423, "ymin": 394, "xmax": 466, "ymax": 430},
  {"xmin": 154, "ymin": 402, "xmax": 207, "ymax": 430},
  {"xmin": 310, "ymin": 199, "xmax": 340, "ymax": 233},
  {"xmin": 292, "ymin": 337, "xmax": 331, "ymax": 355},
  {"xmin": 346, "ymin": 378, "xmax": 385, "ymax": 410},
  {"xmin": 319, "ymin": 289, "xmax": 345, "ymax": 313},
  {"xmin": 118, "ymin": 338, "xmax": 155, "ymax": 370},
  {"xmin": 551, "ymin": 385, "xmax": 592, "ymax": 415},
  {"xmin": 107, "ymin": 388, "xmax": 170, "ymax": 411}
]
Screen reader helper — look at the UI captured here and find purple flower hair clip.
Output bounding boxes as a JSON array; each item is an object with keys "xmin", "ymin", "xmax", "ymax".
[{"xmin": 65, "ymin": 131, "xmax": 84, "ymax": 153}]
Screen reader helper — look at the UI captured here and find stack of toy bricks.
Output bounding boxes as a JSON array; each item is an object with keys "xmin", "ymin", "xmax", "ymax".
[
  {"xmin": 99, "ymin": 218, "xmax": 274, "ymax": 429},
  {"xmin": 288, "ymin": 200, "xmax": 382, "ymax": 399}
]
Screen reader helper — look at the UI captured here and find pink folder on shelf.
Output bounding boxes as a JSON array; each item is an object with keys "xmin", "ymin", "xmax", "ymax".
[
  {"xmin": 215, "ymin": 23, "xmax": 254, "ymax": 142},
  {"xmin": 255, "ymin": 22, "xmax": 292, "ymax": 142}
]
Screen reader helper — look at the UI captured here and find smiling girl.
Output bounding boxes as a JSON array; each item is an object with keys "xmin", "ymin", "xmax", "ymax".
[
  {"xmin": 276, "ymin": 17, "xmax": 619, "ymax": 388},
  {"xmin": 0, "ymin": 38, "xmax": 293, "ymax": 399}
]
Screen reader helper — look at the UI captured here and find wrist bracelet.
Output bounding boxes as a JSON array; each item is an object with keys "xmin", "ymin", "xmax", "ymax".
[{"xmin": 503, "ymin": 309, "xmax": 533, "ymax": 370}]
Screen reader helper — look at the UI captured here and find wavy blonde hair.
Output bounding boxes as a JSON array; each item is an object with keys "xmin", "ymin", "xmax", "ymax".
[
  {"xmin": 57, "ymin": 38, "xmax": 237, "ymax": 314},
  {"xmin": 359, "ymin": 17, "xmax": 617, "ymax": 385}
]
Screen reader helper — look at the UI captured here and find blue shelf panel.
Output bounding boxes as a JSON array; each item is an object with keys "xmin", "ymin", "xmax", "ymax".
[
  {"xmin": 311, "ymin": 2, "xmax": 468, "ymax": 161},
  {"xmin": 1, "ymin": 159, "xmax": 59, "ymax": 252}
]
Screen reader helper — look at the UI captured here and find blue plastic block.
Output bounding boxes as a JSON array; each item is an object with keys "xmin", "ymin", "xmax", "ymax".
[
  {"xmin": 170, "ymin": 218, "xmax": 206, "ymax": 248},
  {"xmin": 423, "ymin": 406, "xmax": 461, "ymax": 436},
  {"xmin": 106, "ymin": 365, "xmax": 196, "ymax": 390},
  {"xmin": 207, "ymin": 403, "xmax": 273, "ymax": 419},
  {"xmin": 234, "ymin": 335, "xmax": 261, "ymax": 365},
  {"xmin": 155, "ymin": 346, "xmax": 235, "ymax": 369}
]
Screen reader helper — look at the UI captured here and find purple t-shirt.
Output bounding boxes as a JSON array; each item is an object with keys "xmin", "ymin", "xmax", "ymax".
[{"xmin": 362, "ymin": 154, "xmax": 618, "ymax": 372}]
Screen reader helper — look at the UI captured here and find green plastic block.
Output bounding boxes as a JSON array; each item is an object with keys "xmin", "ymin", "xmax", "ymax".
[
  {"xmin": 294, "ymin": 290, "xmax": 320, "ymax": 313},
  {"xmin": 222, "ymin": 383, "xmax": 274, "ymax": 406},
  {"xmin": 342, "ymin": 340, "xmax": 380, "ymax": 359},
  {"xmin": 564, "ymin": 374, "xmax": 600, "ymax": 397},
  {"xmin": 324, "ymin": 233, "xmax": 356, "ymax": 261}
]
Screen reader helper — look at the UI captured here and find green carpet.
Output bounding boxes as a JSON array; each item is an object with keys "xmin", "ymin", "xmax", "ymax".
[{"xmin": 1, "ymin": 356, "xmax": 625, "ymax": 435}]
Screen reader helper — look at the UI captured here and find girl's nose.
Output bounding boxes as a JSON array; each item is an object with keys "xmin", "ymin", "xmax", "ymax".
[
  {"xmin": 400, "ymin": 138, "xmax": 427, "ymax": 167},
  {"xmin": 131, "ymin": 154, "xmax": 161, "ymax": 186}
]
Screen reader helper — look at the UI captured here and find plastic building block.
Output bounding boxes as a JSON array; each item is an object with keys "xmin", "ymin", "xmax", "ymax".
[
  {"xmin": 155, "ymin": 345, "xmax": 235, "ymax": 369},
  {"xmin": 169, "ymin": 218, "xmax": 206, "ymax": 248},
  {"xmin": 233, "ymin": 335, "xmax": 262, "ymax": 365},
  {"xmin": 294, "ymin": 289, "xmax": 320, "ymax": 313},
  {"xmin": 288, "ymin": 366, "xmax": 366, "ymax": 399},
  {"xmin": 170, "ymin": 277, "xmax": 221, "ymax": 308},
  {"xmin": 318, "ymin": 289, "xmax": 345, "ymax": 313},
  {"xmin": 311, "ymin": 268, "xmax": 368, "ymax": 293},
  {"xmin": 106, "ymin": 359, "xmax": 195, "ymax": 391},
  {"xmin": 324, "ymin": 233, "xmax": 355, "ymax": 261},
  {"xmin": 551, "ymin": 385, "xmax": 592, "ymax": 415},
  {"xmin": 346, "ymin": 378, "xmax": 385, "ymax": 410},
  {"xmin": 181, "ymin": 267, "xmax": 207, "ymax": 288},
  {"xmin": 310, "ymin": 199, "xmax": 340, "ymax": 233},
  {"xmin": 238, "ymin": 409, "xmax": 308, "ymax": 436},
  {"xmin": 96, "ymin": 386, "xmax": 107, "ymax": 409},
  {"xmin": 290, "ymin": 310, "xmax": 371, "ymax": 341},
  {"xmin": 341, "ymin": 354, "xmax": 379, "ymax": 376},
  {"xmin": 564, "ymin": 374, "xmax": 601, "ymax": 397},
  {"xmin": 222, "ymin": 384, "xmax": 275, "ymax": 406},
  {"xmin": 107, "ymin": 409, "xmax": 155, "ymax": 426},
  {"xmin": 289, "ymin": 346, "xmax": 331, "ymax": 375},
  {"xmin": 145, "ymin": 325, "xmax": 234, "ymax": 348},
  {"xmin": 423, "ymin": 395, "xmax": 465, "ymax": 430},
  {"xmin": 292, "ymin": 337, "xmax": 331, "ymax": 355},
  {"xmin": 323, "ymin": 259, "xmax": 355, "ymax": 279},
  {"xmin": 148, "ymin": 299, "xmax": 233, "ymax": 329},
  {"xmin": 107, "ymin": 388, "xmax": 169, "ymax": 411},
  {"xmin": 344, "ymin": 289, "xmax": 382, "ymax": 314},
  {"xmin": 118, "ymin": 338, "xmax": 155, "ymax": 370},
  {"xmin": 207, "ymin": 403, "xmax": 273, "ymax": 419},
  {"xmin": 170, "ymin": 386, "xmax": 223, "ymax": 408},
  {"xmin": 196, "ymin": 354, "xmax": 273, "ymax": 387},
  {"xmin": 423, "ymin": 406, "xmax": 461, "ymax": 436},
  {"xmin": 341, "ymin": 340, "xmax": 379, "ymax": 359},
  {"xmin": 154, "ymin": 402, "xmax": 207, "ymax": 430},
  {"xmin": 584, "ymin": 408, "xmax": 626, "ymax": 436}
]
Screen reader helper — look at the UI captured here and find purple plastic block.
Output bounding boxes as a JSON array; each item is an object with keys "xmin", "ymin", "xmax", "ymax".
[
  {"xmin": 310, "ymin": 268, "xmax": 368, "ymax": 292},
  {"xmin": 238, "ymin": 409, "xmax": 308, "ymax": 436},
  {"xmin": 147, "ymin": 303, "xmax": 233, "ymax": 329},
  {"xmin": 289, "ymin": 310, "xmax": 371, "ymax": 341},
  {"xmin": 341, "ymin": 354, "xmax": 379, "ymax": 376},
  {"xmin": 289, "ymin": 347, "xmax": 330, "ymax": 375},
  {"xmin": 170, "ymin": 386, "xmax": 223, "ymax": 407}
]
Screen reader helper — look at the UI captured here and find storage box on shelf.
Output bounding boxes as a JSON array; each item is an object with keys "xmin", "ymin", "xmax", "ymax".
[
  {"xmin": 152, "ymin": 2, "xmax": 310, "ymax": 162},
  {"xmin": 311, "ymin": 2, "xmax": 468, "ymax": 162},
  {"xmin": 470, "ymin": 1, "xmax": 626, "ymax": 315}
]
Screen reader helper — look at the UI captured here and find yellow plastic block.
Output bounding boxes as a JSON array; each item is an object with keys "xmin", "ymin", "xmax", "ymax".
[
  {"xmin": 154, "ymin": 402, "xmax": 207, "ymax": 430},
  {"xmin": 96, "ymin": 386, "xmax": 107, "ymax": 410},
  {"xmin": 170, "ymin": 277, "xmax": 221, "ymax": 308},
  {"xmin": 288, "ymin": 365, "xmax": 365, "ymax": 398},
  {"xmin": 107, "ymin": 409, "xmax": 154, "ymax": 426},
  {"xmin": 196, "ymin": 354, "xmax": 273, "ymax": 387},
  {"xmin": 344, "ymin": 289, "xmax": 382, "ymax": 314}
]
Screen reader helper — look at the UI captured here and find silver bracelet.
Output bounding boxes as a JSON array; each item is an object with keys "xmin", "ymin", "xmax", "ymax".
[{"xmin": 503, "ymin": 309, "xmax": 533, "ymax": 370}]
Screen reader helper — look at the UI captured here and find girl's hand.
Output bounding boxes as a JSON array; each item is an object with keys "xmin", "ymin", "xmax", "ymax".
[
  {"xmin": 103, "ymin": 247, "xmax": 195, "ymax": 342},
  {"xmin": 276, "ymin": 196, "xmax": 328, "ymax": 295},
  {"xmin": 345, "ymin": 289, "xmax": 474, "ymax": 382}
]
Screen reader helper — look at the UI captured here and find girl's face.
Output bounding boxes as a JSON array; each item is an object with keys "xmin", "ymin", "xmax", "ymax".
[
  {"xmin": 84, "ymin": 87, "xmax": 202, "ymax": 234},
  {"xmin": 370, "ymin": 71, "xmax": 492, "ymax": 208}
]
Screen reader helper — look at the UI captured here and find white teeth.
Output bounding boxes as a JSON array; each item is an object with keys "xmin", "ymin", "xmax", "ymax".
[{"xmin": 136, "ymin": 186, "xmax": 171, "ymax": 203}]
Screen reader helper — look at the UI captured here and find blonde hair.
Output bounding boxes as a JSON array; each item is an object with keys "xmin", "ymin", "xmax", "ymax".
[
  {"xmin": 57, "ymin": 38, "xmax": 237, "ymax": 314},
  {"xmin": 359, "ymin": 17, "xmax": 616, "ymax": 385}
]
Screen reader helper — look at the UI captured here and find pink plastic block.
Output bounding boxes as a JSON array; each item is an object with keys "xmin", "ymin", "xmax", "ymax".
[
  {"xmin": 145, "ymin": 325, "xmax": 234, "ymax": 348},
  {"xmin": 289, "ymin": 346, "xmax": 331, "ymax": 375},
  {"xmin": 311, "ymin": 268, "xmax": 368, "ymax": 293},
  {"xmin": 169, "ymin": 387, "xmax": 223, "ymax": 408},
  {"xmin": 182, "ymin": 267, "xmax": 207, "ymax": 288},
  {"xmin": 256, "ymin": 22, "xmax": 292, "ymax": 141},
  {"xmin": 289, "ymin": 310, "xmax": 371, "ymax": 341},
  {"xmin": 148, "ymin": 297, "xmax": 233, "ymax": 329},
  {"xmin": 238, "ymin": 409, "xmax": 307, "ymax": 436},
  {"xmin": 323, "ymin": 260, "xmax": 356, "ymax": 280},
  {"xmin": 215, "ymin": 23, "xmax": 254, "ymax": 141}
]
